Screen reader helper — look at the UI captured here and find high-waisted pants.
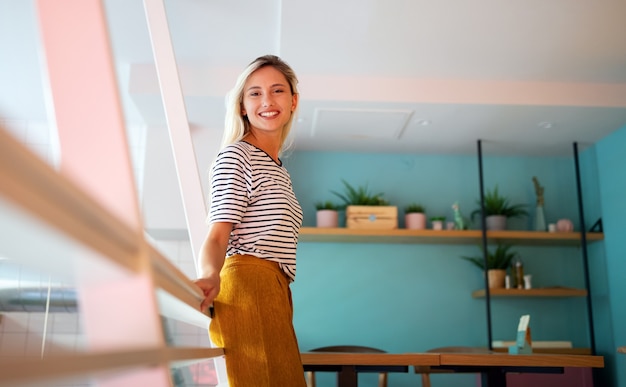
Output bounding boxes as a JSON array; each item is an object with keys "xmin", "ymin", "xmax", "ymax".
[{"xmin": 209, "ymin": 254, "xmax": 307, "ymax": 387}]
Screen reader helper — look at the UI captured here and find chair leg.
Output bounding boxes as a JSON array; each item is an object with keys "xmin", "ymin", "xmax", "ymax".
[
  {"xmin": 421, "ymin": 373, "xmax": 431, "ymax": 387},
  {"xmin": 378, "ymin": 372, "xmax": 388, "ymax": 387},
  {"xmin": 305, "ymin": 371, "xmax": 315, "ymax": 387}
]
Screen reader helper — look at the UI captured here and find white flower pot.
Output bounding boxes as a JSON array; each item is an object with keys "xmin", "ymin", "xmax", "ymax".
[{"xmin": 431, "ymin": 220, "xmax": 444, "ymax": 230}]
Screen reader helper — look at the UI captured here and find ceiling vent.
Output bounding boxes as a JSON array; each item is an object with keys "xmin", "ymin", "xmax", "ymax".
[{"xmin": 310, "ymin": 108, "xmax": 413, "ymax": 140}]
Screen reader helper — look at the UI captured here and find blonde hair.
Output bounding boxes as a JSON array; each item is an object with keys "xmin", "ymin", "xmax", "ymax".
[{"xmin": 221, "ymin": 55, "xmax": 299, "ymax": 153}]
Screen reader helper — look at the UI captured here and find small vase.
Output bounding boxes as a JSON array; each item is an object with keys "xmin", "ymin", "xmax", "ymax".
[
  {"xmin": 431, "ymin": 220, "xmax": 443, "ymax": 230},
  {"xmin": 535, "ymin": 205, "xmax": 546, "ymax": 231},
  {"xmin": 316, "ymin": 210, "xmax": 338, "ymax": 228}
]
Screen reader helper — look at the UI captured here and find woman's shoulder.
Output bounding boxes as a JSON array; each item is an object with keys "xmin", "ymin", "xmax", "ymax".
[{"xmin": 218, "ymin": 141, "xmax": 254, "ymax": 159}]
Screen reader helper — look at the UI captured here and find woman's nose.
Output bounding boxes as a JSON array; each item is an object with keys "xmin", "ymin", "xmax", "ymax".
[{"xmin": 261, "ymin": 95, "xmax": 273, "ymax": 107}]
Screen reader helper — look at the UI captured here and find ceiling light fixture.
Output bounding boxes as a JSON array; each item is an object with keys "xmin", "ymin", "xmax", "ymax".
[{"xmin": 415, "ymin": 119, "xmax": 431, "ymax": 126}]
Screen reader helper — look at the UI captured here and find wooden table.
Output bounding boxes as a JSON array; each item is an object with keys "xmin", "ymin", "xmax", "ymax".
[
  {"xmin": 301, "ymin": 352, "xmax": 438, "ymax": 387},
  {"xmin": 300, "ymin": 351, "xmax": 604, "ymax": 387},
  {"xmin": 435, "ymin": 352, "xmax": 604, "ymax": 387}
]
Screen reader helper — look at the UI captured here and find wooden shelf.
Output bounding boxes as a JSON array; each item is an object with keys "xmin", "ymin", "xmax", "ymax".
[
  {"xmin": 299, "ymin": 227, "xmax": 603, "ymax": 246},
  {"xmin": 484, "ymin": 230, "xmax": 603, "ymax": 246},
  {"xmin": 472, "ymin": 287, "xmax": 588, "ymax": 298},
  {"xmin": 299, "ymin": 228, "xmax": 482, "ymax": 244}
]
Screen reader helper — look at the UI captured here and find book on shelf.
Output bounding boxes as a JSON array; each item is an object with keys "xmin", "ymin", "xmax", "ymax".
[{"xmin": 492, "ymin": 340, "xmax": 573, "ymax": 349}]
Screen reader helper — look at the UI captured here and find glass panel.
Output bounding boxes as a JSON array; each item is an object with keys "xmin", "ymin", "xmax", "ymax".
[
  {"xmin": 0, "ymin": 1, "xmax": 58, "ymax": 167},
  {"xmin": 1, "ymin": 2, "xmax": 220, "ymax": 385}
]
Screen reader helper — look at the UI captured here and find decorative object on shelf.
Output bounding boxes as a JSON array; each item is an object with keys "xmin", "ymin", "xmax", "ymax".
[
  {"xmin": 548, "ymin": 223, "xmax": 556, "ymax": 232},
  {"xmin": 461, "ymin": 244, "xmax": 518, "ymax": 288},
  {"xmin": 331, "ymin": 180, "xmax": 397, "ymax": 229},
  {"xmin": 509, "ymin": 314, "xmax": 533, "ymax": 355},
  {"xmin": 346, "ymin": 205, "xmax": 398, "ymax": 229},
  {"xmin": 532, "ymin": 177, "xmax": 547, "ymax": 231},
  {"xmin": 404, "ymin": 203, "xmax": 426, "ymax": 230},
  {"xmin": 524, "ymin": 274, "xmax": 533, "ymax": 290},
  {"xmin": 446, "ymin": 221, "xmax": 455, "ymax": 230},
  {"xmin": 471, "ymin": 185, "xmax": 528, "ymax": 230},
  {"xmin": 512, "ymin": 256, "xmax": 525, "ymax": 289},
  {"xmin": 452, "ymin": 201, "xmax": 467, "ymax": 230},
  {"xmin": 557, "ymin": 218, "xmax": 574, "ymax": 232},
  {"xmin": 314, "ymin": 201, "xmax": 340, "ymax": 228},
  {"xmin": 430, "ymin": 216, "xmax": 445, "ymax": 230}
]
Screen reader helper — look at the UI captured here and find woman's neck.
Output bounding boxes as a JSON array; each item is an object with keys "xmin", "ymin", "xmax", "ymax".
[{"xmin": 243, "ymin": 132, "xmax": 280, "ymax": 162}]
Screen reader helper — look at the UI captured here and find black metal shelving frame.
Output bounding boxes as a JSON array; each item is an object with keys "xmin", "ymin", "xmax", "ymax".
[{"xmin": 475, "ymin": 140, "xmax": 597, "ymax": 358}]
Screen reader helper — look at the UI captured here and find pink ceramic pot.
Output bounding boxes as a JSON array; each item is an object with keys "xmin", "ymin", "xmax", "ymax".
[
  {"xmin": 316, "ymin": 210, "xmax": 339, "ymax": 228},
  {"xmin": 405, "ymin": 213, "xmax": 426, "ymax": 229},
  {"xmin": 556, "ymin": 219, "xmax": 574, "ymax": 232}
]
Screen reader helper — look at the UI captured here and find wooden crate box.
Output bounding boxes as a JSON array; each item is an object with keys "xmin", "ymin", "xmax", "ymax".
[{"xmin": 346, "ymin": 205, "xmax": 398, "ymax": 229}]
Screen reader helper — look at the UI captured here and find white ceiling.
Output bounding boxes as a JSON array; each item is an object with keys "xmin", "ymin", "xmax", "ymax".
[{"xmin": 2, "ymin": 0, "xmax": 626, "ymax": 156}]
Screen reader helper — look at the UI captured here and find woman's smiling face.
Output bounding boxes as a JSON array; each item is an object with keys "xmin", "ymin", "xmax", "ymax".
[{"xmin": 241, "ymin": 66, "xmax": 298, "ymax": 137}]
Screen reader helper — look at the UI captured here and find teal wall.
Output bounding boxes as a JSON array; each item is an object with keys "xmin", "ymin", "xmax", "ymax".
[
  {"xmin": 595, "ymin": 125, "xmax": 626, "ymax": 387},
  {"xmin": 285, "ymin": 148, "xmax": 611, "ymax": 387}
]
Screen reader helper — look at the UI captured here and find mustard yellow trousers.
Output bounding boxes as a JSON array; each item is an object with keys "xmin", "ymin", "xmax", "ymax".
[{"xmin": 209, "ymin": 254, "xmax": 306, "ymax": 387}]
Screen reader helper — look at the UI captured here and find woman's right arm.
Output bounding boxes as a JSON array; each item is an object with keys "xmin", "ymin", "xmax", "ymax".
[{"xmin": 194, "ymin": 221, "xmax": 233, "ymax": 313}]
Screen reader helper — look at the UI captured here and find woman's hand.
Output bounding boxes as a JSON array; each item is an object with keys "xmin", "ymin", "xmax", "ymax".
[
  {"xmin": 194, "ymin": 274, "xmax": 220, "ymax": 314},
  {"xmin": 195, "ymin": 222, "xmax": 232, "ymax": 314}
]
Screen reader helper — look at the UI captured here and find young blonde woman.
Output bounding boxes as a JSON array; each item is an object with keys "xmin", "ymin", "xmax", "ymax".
[{"xmin": 194, "ymin": 55, "xmax": 306, "ymax": 386}]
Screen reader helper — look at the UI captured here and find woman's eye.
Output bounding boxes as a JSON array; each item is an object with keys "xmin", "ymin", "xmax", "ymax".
[{"xmin": 249, "ymin": 92, "xmax": 260, "ymax": 97}]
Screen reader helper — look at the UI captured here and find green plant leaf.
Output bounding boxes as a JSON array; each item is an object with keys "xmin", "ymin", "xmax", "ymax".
[
  {"xmin": 471, "ymin": 185, "xmax": 528, "ymax": 220},
  {"xmin": 404, "ymin": 203, "xmax": 425, "ymax": 213},
  {"xmin": 331, "ymin": 180, "xmax": 389, "ymax": 206},
  {"xmin": 315, "ymin": 200, "xmax": 340, "ymax": 210},
  {"xmin": 461, "ymin": 244, "xmax": 518, "ymax": 270}
]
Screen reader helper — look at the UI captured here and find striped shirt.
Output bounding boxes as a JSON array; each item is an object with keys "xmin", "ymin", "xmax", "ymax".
[{"xmin": 208, "ymin": 141, "xmax": 303, "ymax": 281}]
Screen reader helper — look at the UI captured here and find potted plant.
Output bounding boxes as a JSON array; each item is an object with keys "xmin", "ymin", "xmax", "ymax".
[
  {"xmin": 461, "ymin": 244, "xmax": 518, "ymax": 288},
  {"xmin": 404, "ymin": 203, "xmax": 426, "ymax": 230},
  {"xmin": 470, "ymin": 185, "xmax": 528, "ymax": 230},
  {"xmin": 331, "ymin": 179, "xmax": 389, "ymax": 206},
  {"xmin": 331, "ymin": 180, "xmax": 397, "ymax": 229},
  {"xmin": 314, "ymin": 201, "xmax": 340, "ymax": 228},
  {"xmin": 430, "ymin": 216, "xmax": 446, "ymax": 230}
]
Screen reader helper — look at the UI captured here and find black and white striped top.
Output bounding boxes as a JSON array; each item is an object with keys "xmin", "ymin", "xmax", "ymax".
[{"xmin": 208, "ymin": 141, "xmax": 303, "ymax": 281}]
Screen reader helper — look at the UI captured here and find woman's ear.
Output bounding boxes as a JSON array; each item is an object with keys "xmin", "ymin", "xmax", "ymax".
[{"xmin": 291, "ymin": 93, "xmax": 299, "ymax": 111}]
